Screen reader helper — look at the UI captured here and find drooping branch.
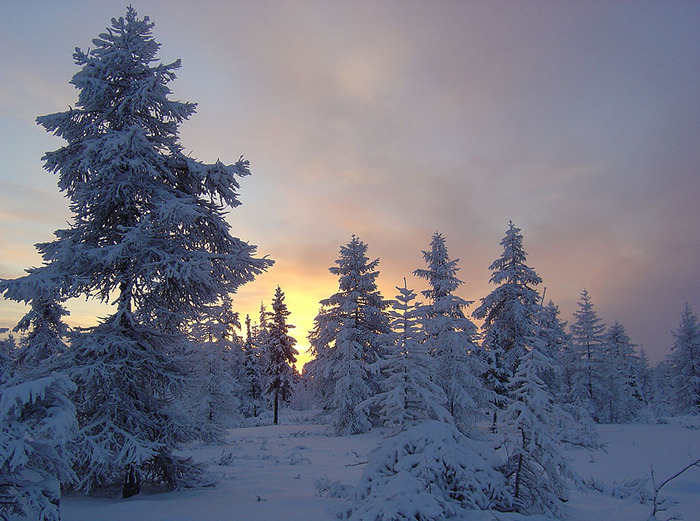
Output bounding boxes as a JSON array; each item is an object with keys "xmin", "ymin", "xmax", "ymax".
[{"xmin": 649, "ymin": 457, "xmax": 700, "ymax": 519}]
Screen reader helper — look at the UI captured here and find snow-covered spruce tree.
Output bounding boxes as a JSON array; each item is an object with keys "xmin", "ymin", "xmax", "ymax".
[
  {"xmin": 9, "ymin": 276, "xmax": 70, "ymax": 381},
  {"xmin": 667, "ymin": 303, "xmax": 700, "ymax": 415},
  {"xmin": 373, "ymin": 280, "xmax": 451, "ymax": 427},
  {"xmin": 473, "ymin": 221, "xmax": 544, "ymax": 379},
  {"xmin": 340, "ymin": 284, "xmax": 506, "ymax": 520},
  {"xmin": 536, "ymin": 300, "xmax": 569, "ymax": 401},
  {"xmin": 0, "ymin": 8, "xmax": 271, "ymax": 496},
  {"xmin": 0, "ymin": 331, "xmax": 16, "ymax": 384},
  {"xmin": 0, "ymin": 374, "xmax": 77, "ymax": 521},
  {"xmin": 339, "ymin": 420, "xmax": 507, "ymax": 521},
  {"xmin": 186, "ymin": 296, "xmax": 241, "ymax": 443},
  {"xmin": 603, "ymin": 321, "xmax": 642, "ymax": 423},
  {"xmin": 566, "ymin": 289, "xmax": 608, "ymax": 421},
  {"xmin": 307, "ymin": 235, "xmax": 391, "ymax": 434},
  {"xmin": 502, "ymin": 346, "xmax": 579, "ymax": 519},
  {"xmin": 240, "ymin": 314, "xmax": 265, "ymax": 418},
  {"xmin": 413, "ymin": 232, "xmax": 491, "ymax": 432},
  {"xmin": 472, "ymin": 221, "xmax": 543, "ymax": 435},
  {"xmin": 262, "ymin": 286, "xmax": 298, "ymax": 425}
]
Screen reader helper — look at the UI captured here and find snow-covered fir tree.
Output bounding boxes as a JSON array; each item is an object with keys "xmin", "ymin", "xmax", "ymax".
[
  {"xmin": 536, "ymin": 300, "xmax": 569, "ymax": 401},
  {"xmin": 338, "ymin": 285, "xmax": 506, "ymax": 520},
  {"xmin": 10, "ymin": 279, "xmax": 69, "ymax": 380},
  {"xmin": 373, "ymin": 280, "xmax": 451, "ymax": 427},
  {"xmin": 186, "ymin": 296, "xmax": 241, "ymax": 443},
  {"xmin": 0, "ymin": 374, "xmax": 77, "ymax": 521},
  {"xmin": 240, "ymin": 314, "xmax": 265, "ymax": 418},
  {"xmin": 603, "ymin": 321, "xmax": 642, "ymax": 423},
  {"xmin": 567, "ymin": 289, "xmax": 608, "ymax": 421},
  {"xmin": 473, "ymin": 221, "xmax": 544, "ymax": 379},
  {"xmin": 0, "ymin": 331, "xmax": 16, "ymax": 385},
  {"xmin": 502, "ymin": 346, "xmax": 579, "ymax": 519},
  {"xmin": 262, "ymin": 286, "xmax": 298, "ymax": 425},
  {"xmin": 0, "ymin": 7, "xmax": 271, "ymax": 496},
  {"xmin": 413, "ymin": 232, "xmax": 490, "ymax": 432},
  {"xmin": 306, "ymin": 236, "xmax": 390, "ymax": 434},
  {"xmin": 339, "ymin": 421, "xmax": 507, "ymax": 521},
  {"xmin": 667, "ymin": 303, "xmax": 700, "ymax": 414}
]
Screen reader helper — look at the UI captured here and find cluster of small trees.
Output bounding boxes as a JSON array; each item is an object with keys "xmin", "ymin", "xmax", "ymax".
[{"xmin": 305, "ymin": 223, "xmax": 700, "ymax": 518}]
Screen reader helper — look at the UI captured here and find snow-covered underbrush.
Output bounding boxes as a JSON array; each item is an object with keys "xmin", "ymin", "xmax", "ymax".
[{"xmin": 60, "ymin": 413, "xmax": 700, "ymax": 521}]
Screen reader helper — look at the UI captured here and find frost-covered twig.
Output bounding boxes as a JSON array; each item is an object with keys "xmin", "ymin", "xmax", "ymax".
[{"xmin": 649, "ymin": 457, "xmax": 700, "ymax": 520}]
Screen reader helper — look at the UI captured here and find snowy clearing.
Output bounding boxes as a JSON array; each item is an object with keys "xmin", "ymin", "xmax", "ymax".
[{"xmin": 61, "ymin": 413, "xmax": 700, "ymax": 521}]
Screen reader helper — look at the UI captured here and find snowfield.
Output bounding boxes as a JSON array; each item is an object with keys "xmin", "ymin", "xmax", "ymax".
[{"xmin": 62, "ymin": 413, "xmax": 700, "ymax": 521}]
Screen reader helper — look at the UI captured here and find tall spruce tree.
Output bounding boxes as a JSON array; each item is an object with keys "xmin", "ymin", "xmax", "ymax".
[
  {"xmin": 413, "ymin": 232, "xmax": 490, "ymax": 432},
  {"xmin": 567, "ymin": 289, "xmax": 608, "ymax": 421},
  {"xmin": 473, "ymin": 221, "xmax": 543, "ymax": 379},
  {"xmin": 307, "ymin": 235, "xmax": 390, "ymax": 434},
  {"xmin": 603, "ymin": 321, "xmax": 642, "ymax": 423},
  {"xmin": 667, "ymin": 303, "xmax": 700, "ymax": 414},
  {"xmin": 0, "ymin": 7, "xmax": 271, "ymax": 495},
  {"xmin": 263, "ymin": 286, "xmax": 298, "ymax": 425}
]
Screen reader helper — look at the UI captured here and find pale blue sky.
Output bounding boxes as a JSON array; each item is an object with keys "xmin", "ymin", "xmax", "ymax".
[{"xmin": 1, "ymin": 1, "xmax": 699, "ymax": 364}]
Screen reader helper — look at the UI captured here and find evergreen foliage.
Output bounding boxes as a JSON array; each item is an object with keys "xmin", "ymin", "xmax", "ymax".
[
  {"xmin": 667, "ymin": 303, "xmax": 700, "ymax": 414},
  {"xmin": 473, "ymin": 221, "xmax": 543, "ymax": 378},
  {"xmin": 0, "ymin": 332, "xmax": 16, "ymax": 385},
  {"xmin": 502, "ymin": 348, "xmax": 579, "ymax": 518},
  {"xmin": 11, "ymin": 282, "xmax": 69, "ymax": 380},
  {"xmin": 339, "ymin": 421, "xmax": 506, "ymax": 520},
  {"xmin": 373, "ymin": 281, "xmax": 451, "ymax": 427},
  {"xmin": 567, "ymin": 289, "xmax": 608, "ymax": 421},
  {"xmin": 536, "ymin": 300, "xmax": 569, "ymax": 401},
  {"xmin": 307, "ymin": 236, "xmax": 390, "ymax": 434},
  {"xmin": 187, "ymin": 296, "xmax": 241, "ymax": 443},
  {"xmin": 62, "ymin": 321, "xmax": 196, "ymax": 493},
  {"xmin": 241, "ymin": 314, "xmax": 265, "ymax": 418},
  {"xmin": 603, "ymin": 321, "xmax": 643, "ymax": 423},
  {"xmin": 413, "ymin": 232, "xmax": 490, "ymax": 432},
  {"xmin": 263, "ymin": 286, "xmax": 298, "ymax": 425},
  {"xmin": 0, "ymin": 7, "xmax": 271, "ymax": 495},
  {"xmin": 0, "ymin": 374, "xmax": 77, "ymax": 521}
]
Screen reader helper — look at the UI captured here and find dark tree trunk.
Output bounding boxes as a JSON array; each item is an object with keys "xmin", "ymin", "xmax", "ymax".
[{"xmin": 122, "ymin": 465, "xmax": 141, "ymax": 498}]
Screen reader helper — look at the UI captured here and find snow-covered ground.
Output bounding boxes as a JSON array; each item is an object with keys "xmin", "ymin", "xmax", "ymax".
[{"xmin": 62, "ymin": 413, "xmax": 700, "ymax": 521}]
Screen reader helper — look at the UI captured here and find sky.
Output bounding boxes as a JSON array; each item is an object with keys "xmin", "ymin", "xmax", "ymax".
[{"xmin": 1, "ymin": 0, "xmax": 699, "ymax": 367}]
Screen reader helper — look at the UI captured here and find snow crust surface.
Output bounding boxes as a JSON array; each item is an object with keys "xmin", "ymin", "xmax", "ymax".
[{"xmin": 61, "ymin": 412, "xmax": 700, "ymax": 521}]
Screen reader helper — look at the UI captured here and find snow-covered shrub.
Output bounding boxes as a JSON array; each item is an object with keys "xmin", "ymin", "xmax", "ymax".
[
  {"xmin": 315, "ymin": 475, "xmax": 352, "ymax": 498},
  {"xmin": 0, "ymin": 373, "xmax": 77, "ymax": 521},
  {"xmin": 339, "ymin": 421, "xmax": 506, "ymax": 520}
]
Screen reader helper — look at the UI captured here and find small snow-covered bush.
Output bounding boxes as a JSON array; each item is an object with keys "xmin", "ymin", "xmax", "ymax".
[
  {"xmin": 339, "ymin": 421, "xmax": 506, "ymax": 520},
  {"xmin": 315, "ymin": 475, "xmax": 352, "ymax": 498},
  {"xmin": 0, "ymin": 373, "xmax": 76, "ymax": 521}
]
